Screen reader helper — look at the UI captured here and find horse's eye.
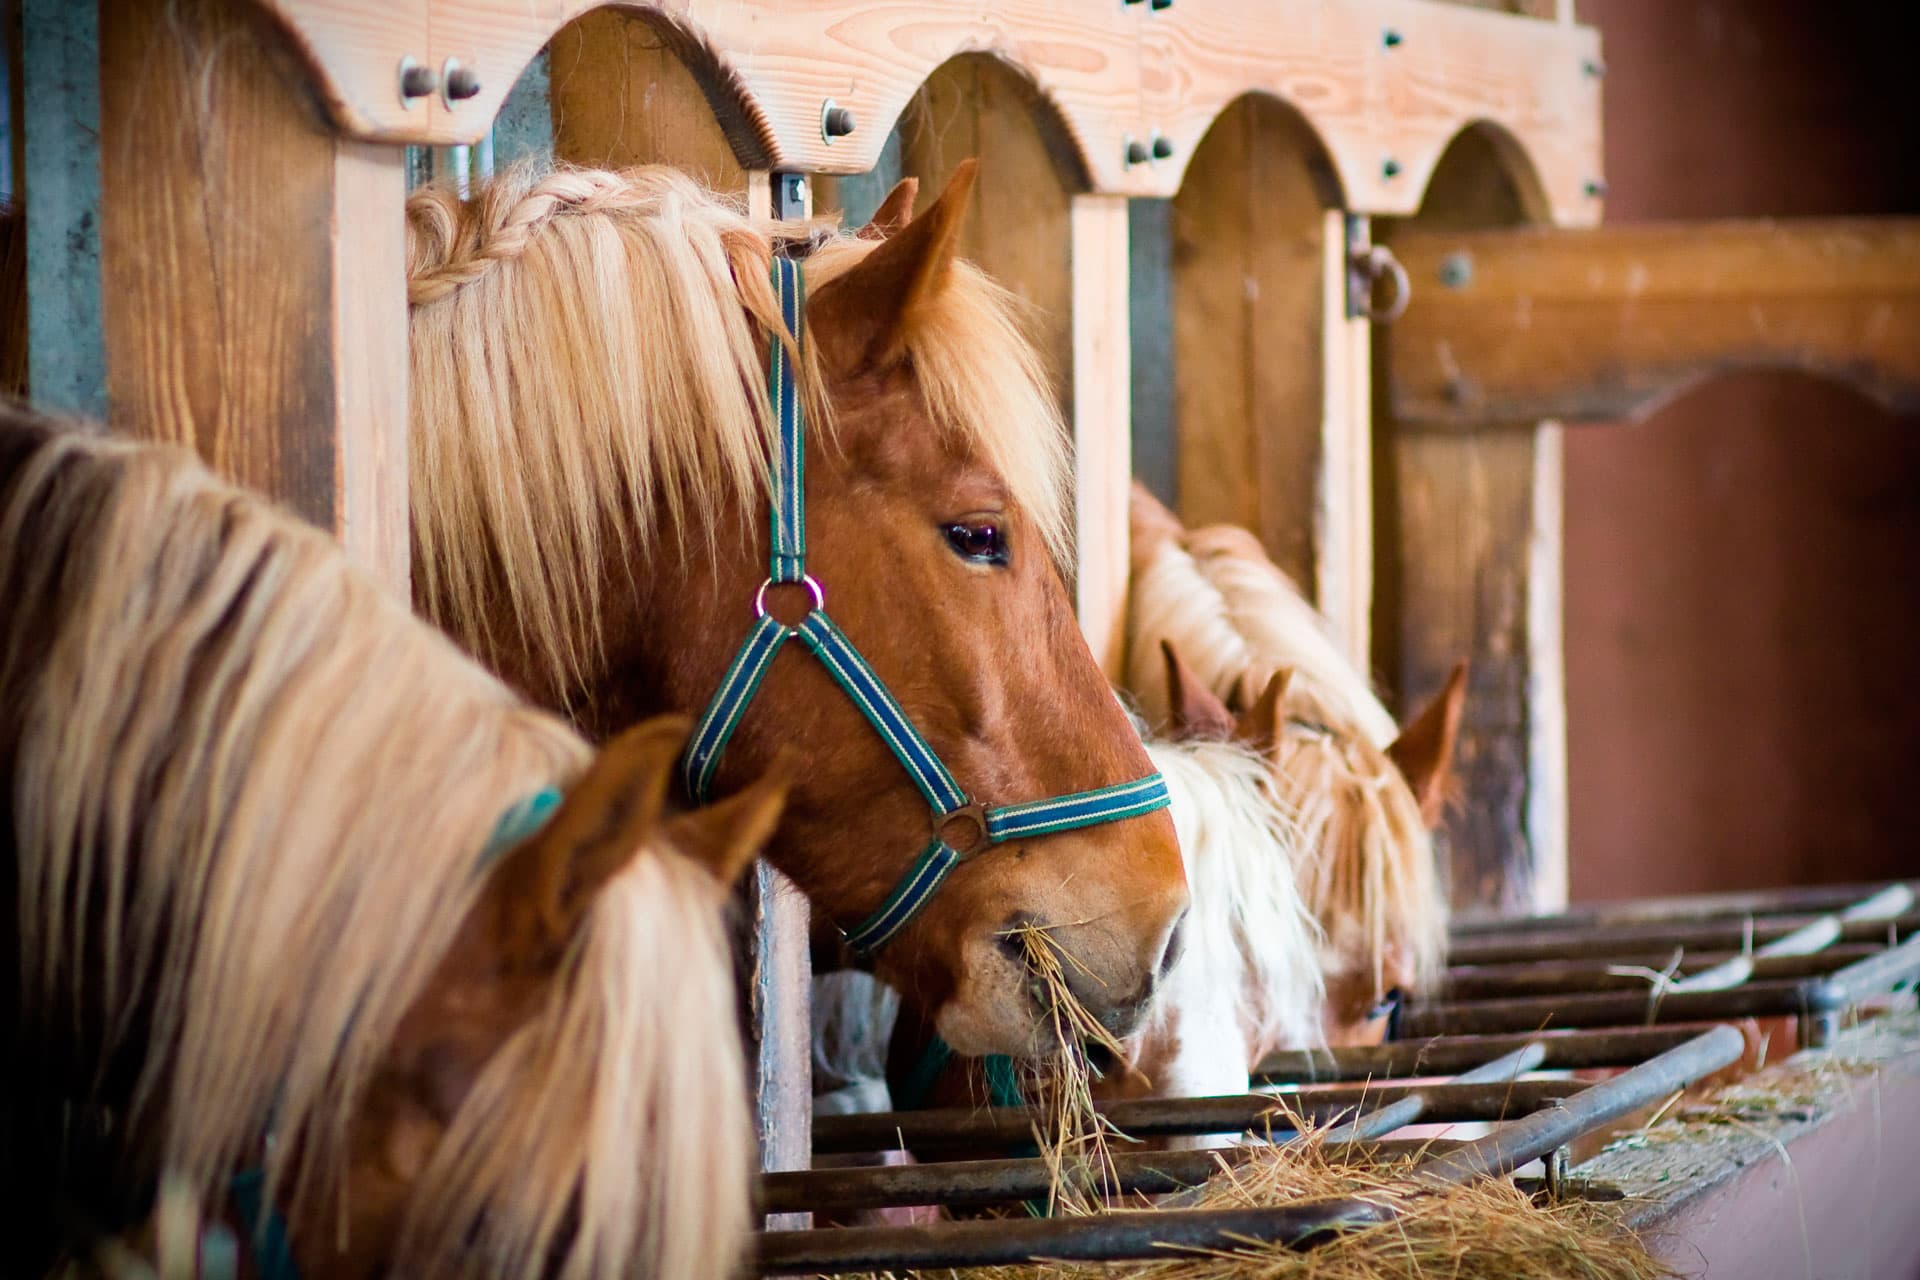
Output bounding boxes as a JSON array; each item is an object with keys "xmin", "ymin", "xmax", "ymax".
[{"xmin": 943, "ymin": 521, "xmax": 1008, "ymax": 566}]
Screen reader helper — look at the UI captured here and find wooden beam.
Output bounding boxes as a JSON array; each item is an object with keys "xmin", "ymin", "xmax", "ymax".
[
  {"xmin": 1389, "ymin": 219, "xmax": 1920, "ymax": 430},
  {"xmin": 97, "ymin": 0, "xmax": 409, "ymax": 592},
  {"xmin": 1318, "ymin": 212, "xmax": 1373, "ymax": 669},
  {"xmin": 1071, "ymin": 193, "xmax": 1132, "ymax": 677}
]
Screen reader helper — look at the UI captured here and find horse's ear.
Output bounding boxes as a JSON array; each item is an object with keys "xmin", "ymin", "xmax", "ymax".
[
  {"xmin": 808, "ymin": 159, "xmax": 977, "ymax": 374},
  {"xmin": 497, "ymin": 715, "xmax": 692, "ymax": 958},
  {"xmin": 1163, "ymin": 640, "xmax": 1234, "ymax": 742},
  {"xmin": 1234, "ymin": 668, "xmax": 1295, "ymax": 755},
  {"xmin": 857, "ymin": 177, "xmax": 920, "ymax": 240},
  {"xmin": 1386, "ymin": 661, "xmax": 1469, "ymax": 827},
  {"xmin": 662, "ymin": 769, "xmax": 791, "ymax": 888}
]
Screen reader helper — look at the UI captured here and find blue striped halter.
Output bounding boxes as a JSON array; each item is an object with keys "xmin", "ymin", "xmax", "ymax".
[{"xmin": 681, "ymin": 256, "xmax": 1170, "ymax": 956}]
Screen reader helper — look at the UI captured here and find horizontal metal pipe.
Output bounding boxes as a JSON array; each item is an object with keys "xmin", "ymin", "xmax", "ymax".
[
  {"xmin": 1818, "ymin": 931, "xmax": 1920, "ymax": 1007},
  {"xmin": 1255, "ymin": 1026, "xmax": 1714, "ymax": 1085},
  {"xmin": 755, "ymin": 1196, "xmax": 1397, "ymax": 1273},
  {"xmin": 1439, "ymin": 947, "xmax": 1882, "ymax": 999},
  {"xmin": 1319, "ymin": 1042, "xmax": 1546, "ymax": 1144},
  {"xmin": 1398, "ymin": 977, "xmax": 1833, "ymax": 1038},
  {"xmin": 763, "ymin": 1139, "xmax": 1468, "ymax": 1214},
  {"xmin": 1448, "ymin": 914, "xmax": 1915, "ymax": 967},
  {"xmin": 1451, "ymin": 881, "xmax": 1918, "ymax": 937},
  {"xmin": 1413, "ymin": 1025, "xmax": 1745, "ymax": 1187},
  {"xmin": 810, "ymin": 1080, "xmax": 1582, "ymax": 1154}
]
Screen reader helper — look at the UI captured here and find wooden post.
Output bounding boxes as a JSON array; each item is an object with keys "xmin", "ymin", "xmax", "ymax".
[
  {"xmin": 1071, "ymin": 193, "xmax": 1132, "ymax": 676},
  {"xmin": 96, "ymin": 0, "xmax": 409, "ymax": 591},
  {"xmin": 1318, "ymin": 212, "xmax": 1373, "ymax": 669}
]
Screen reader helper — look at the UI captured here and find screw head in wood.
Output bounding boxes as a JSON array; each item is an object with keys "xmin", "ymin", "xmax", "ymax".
[
  {"xmin": 821, "ymin": 100, "xmax": 857, "ymax": 142},
  {"xmin": 1125, "ymin": 138, "xmax": 1151, "ymax": 167},
  {"xmin": 441, "ymin": 58, "xmax": 481, "ymax": 107},
  {"xmin": 1150, "ymin": 133, "xmax": 1174, "ymax": 161},
  {"xmin": 1585, "ymin": 178, "xmax": 1609, "ymax": 198},
  {"xmin": 1382, "ymin": 157, "xmax": 1402, "ymax": 180},
  {"xmin": 1150, "ymin": 0, "xmax": 1174, "ymax": 10},
  {"xmin": 1438, "ymin": 251, "xmax": 1473, "ymax": 289},
  {"xmin": 1382, "ymin": 28, "xmax": 1404, "ymax": 48},
  {"xmin": 1583, "ymin": 57, "xmax": 1606, "ymax": 78},
  {"xmin": 397, "ymin": 55, "xmax": 436, "ymax": 109}
]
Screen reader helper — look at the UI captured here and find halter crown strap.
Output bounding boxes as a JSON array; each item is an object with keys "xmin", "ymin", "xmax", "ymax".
[{"xmin": 682, "ymin": 256, "xmax": 1169, "ymax": 956}]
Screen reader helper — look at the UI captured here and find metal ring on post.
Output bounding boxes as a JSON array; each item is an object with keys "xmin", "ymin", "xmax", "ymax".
[
  {"xmin": 1360, "ymin": 244, "xmax": 1411, "ymax": 323},
  {"xmin": 754, "ymin": 574, "xmax": 825, "ymax": 622}
]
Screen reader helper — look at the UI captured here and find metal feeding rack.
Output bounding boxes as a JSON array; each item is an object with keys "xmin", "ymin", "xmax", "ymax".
[{"xmin": 754, "ymin": 880, "xmax": 1920, "ymax": 1275}]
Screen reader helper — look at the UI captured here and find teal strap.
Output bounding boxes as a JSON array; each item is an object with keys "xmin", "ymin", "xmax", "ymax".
[
  {"xmin": 681, "ymin": 257, "xmax": 1170, "ymax": 956},
  {"xmin": 229, "ymin": 1169, "xmax": 298, "ymax": 1280},
  {"xmin": 893, "ymin": 1034, "xmax": 957, "ymax": 1111}
]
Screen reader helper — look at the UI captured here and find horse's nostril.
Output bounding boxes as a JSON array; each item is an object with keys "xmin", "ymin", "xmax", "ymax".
[
  {"xmin": 1156, "ymin": 909, "xmax": 1189, "ymax": 983},
  {"xmin": 995, "ymin": 911, "xmax": 1038, "ymax": 963}
]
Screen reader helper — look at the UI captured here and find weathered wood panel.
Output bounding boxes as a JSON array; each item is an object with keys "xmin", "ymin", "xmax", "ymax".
[
  {"xmin": 98, "ymin": 0, "xmax": 408, "ymax": 590},
  {"xmin": 245, "ymin": 0, "xmax": 1600, "ymax": 220},
  {"xmin": 1375, "ymin": 122, "xmax": 1565, "ymax": 913},
  {"xmin": 1389, "ymin": 218, "xmax": 1920, "ymax": 430}
]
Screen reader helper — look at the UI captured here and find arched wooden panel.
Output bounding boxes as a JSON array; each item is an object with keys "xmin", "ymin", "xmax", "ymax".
[{"xmin": 247, "ymin": 0, "xmax": 1601, "ymax": 220}]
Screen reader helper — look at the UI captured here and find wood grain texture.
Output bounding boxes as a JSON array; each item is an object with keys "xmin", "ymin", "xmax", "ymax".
[
  {"xmin": 1374, "ymin": 119, "xmax": 1562, "ymax": 913},
  {"xmin": 1317, "ymin": 210, "xmax": 1373, "ymax": 669},
  {"xmin": 748, "ymin": 861, "xmax": 813, "ymax": 1228},
  {"xmin": 1389, "ymin": 218, "xmax": 1920, "ymax": 430},
  {"xmin": 1070, "ymin": 194, "xmax": 1132, "ymax": 677},
  {"xmin": 99, "ymin": 0, "xmax": 408, "ymax": 591},
  {"xmin": 249, "ymin": 0, "xmax": 1600, "ymax": 220}
]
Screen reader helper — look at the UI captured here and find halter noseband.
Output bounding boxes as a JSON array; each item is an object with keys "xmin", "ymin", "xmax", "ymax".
[{"xmin": 680, "ymin": 257, "xmax": 1169, "ymax": 956}]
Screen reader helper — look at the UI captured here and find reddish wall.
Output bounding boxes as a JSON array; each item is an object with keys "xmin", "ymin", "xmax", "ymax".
[{"xmin": 1565, "ymin": 1, "xmax": 1920, "ymax": 899}]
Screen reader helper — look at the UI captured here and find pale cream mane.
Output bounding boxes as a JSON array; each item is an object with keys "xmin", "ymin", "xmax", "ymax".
[
  {"xmin": 406, "ymin": 164, "xmax": 1072, "ymax": 703},
  {"xmin": 1142, "ymin": 734, "xmax": 1325, "ymax": 1063},
  {"xmin": 1, "ymin": 417, "xmax": 750, "ymax": 1279},
  {"xmin": 1125, "ymin": 518, "xmax": 1446, "ymax": 996}
]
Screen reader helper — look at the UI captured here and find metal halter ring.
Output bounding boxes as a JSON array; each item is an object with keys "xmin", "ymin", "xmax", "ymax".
[
  {"xmin": 754, "ymin": 574, "xmax": 824, "ymax": 623},
  {"xmin": 935, "ymin": 801, "xmax": 992, "ymax": 859}
]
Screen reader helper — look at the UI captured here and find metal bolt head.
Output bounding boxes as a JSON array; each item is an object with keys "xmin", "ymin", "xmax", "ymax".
[
  {"xmin": 441, "ymin": 58, "xmax": 481, "ymax": 106},
  {"xmin": 1150, "ymin": 133, "xmax": 1174, "ymax": 161},
  {"xmin": 821, "ymin": 100, "xmax": 857, "ymax": 141},
  {"xmin": 1382, "ymin": 28, "xmax": 1404, "ymax": 48},
  {"xmin": 1382, "ymin": 157, "xmax": 1402, "ymax": 180},
  {"xmin": 1585, "ymin": 178, "xmax": 1609, "ymax": 198},
  {"xmin": 1125, "ymin": 138, "xmax": 1151, "ymax": 167},
  {"xmin": 1583, "ymin": 57, "xmax": 1606, "ymax": 78},
  {"xmin": 397, "ymin": 55, "xmax": 436, "ymax": 108},
  {"xmin": 1150, "ymin": 0, "xmax": 1174, "ymax": 10},
  {"xmin": 1438, "ymin": 251, "xmax": 1474, "ymax": 289}
]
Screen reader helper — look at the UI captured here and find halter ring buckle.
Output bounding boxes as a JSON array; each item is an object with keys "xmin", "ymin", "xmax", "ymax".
[
  {"xmin": 754, "ymin": 574, "xmax": 824, "ymax": 624},
  {"xmin": 936, "ymin": 801, "xmax": 992, "ymax": 859}
]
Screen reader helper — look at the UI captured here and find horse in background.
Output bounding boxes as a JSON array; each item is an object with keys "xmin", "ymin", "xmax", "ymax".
[
  {"xmin": 1127, "ymin": 483, "xmax": 1463, "ymax": 1046},
  {"xmin": 405, "ymin": 164, "xmax": 1186, "ymax": 1057},
  {"xmin": 0, "ymin": 410, "xmax": 780, "ymax": 1279}
]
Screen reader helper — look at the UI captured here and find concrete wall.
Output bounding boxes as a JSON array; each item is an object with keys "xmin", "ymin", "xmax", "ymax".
[{"xmin": 1565, "ymin": 1, "xmax": 1920, "ymax": 899}]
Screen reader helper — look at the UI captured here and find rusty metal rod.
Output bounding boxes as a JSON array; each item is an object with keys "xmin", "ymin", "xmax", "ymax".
[
  {"xmin": 762, "ymin": 1139, "xmax": 1468, "ymax": 1214},
  {"xmin": 810, "ymin": 1080, "xmax": 1583, "ymax": 1154},
  {"xmin": 1447, "ymin": 913, "xmax": 1915, "ymax": 966},
  {"xmin": 1451, "ymin": 881, "xmax": 1920, "ymax": 936},
  {"xmin": 1319, "ymin": 1042, "xmax": 1546, "ymax": 1144},
  {"xmin": 1413, "ymin": 1025, "xmax": 1745, "ymax": 1187},
  {"xmin": 1255, "ymin": 1026, "xmax": 1712, "ymax": 1085},
  {"xmin": 1398, "ymin": 977, "xmax": 1837, "ymax": 1038}
]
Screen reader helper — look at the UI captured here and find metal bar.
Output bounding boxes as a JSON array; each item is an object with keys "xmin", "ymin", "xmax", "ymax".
[
  {"xmin": 1319, "ymin": 1043, "xmax": 1546, "ymax": 1144},
  {"xmin": 811, "ymin": 1081, "xmax": 1582, "ymax": 1155},
  {"xmin": 1413, "ymin": 1025, "xmax": 1745, "ymax": 1187},
  {"xmin": 1439, "ymin": 948, "xmax": 1883, "ymax": 999},
  {"xmin": 1452, "ymin": 880, "xmax": 1920, "ymax": 936},
  {"xmin": 1814, "ymin": 930, "xmax": 1920, "ymax": 1008},
  {"xmin": 1448, "ymin": 913, "xmax": 1915, "ymax": 966},
  {"xmin": 1256, "ymin": 1026, "xmax": 1711, "ymax": 1084},
  {"xmin": 755, "ymin": 1197, "xmax": 1397, "ymax": 1273},
  {"xmin": 1399, "ymin": 977, "xmax": 1835, "ymax": 1038},
  {"xmin": 763, "ymin": 1140, "xmax": 1470, "ymax": 1215}
]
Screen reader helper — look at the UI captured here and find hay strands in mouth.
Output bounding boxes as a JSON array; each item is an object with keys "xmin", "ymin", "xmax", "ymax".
[{"xmin": 767, "ymin": 1024, "xmax": 1745, "ymax": 1273}]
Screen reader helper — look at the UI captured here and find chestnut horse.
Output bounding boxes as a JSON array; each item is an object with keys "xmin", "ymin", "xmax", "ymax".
[
  {"xmin": 406, "ymin": 165, "xmax": 1187, "ymax": 1055},
  {"xmin": 0, "ymin": 411, "xmax": 782, "ymax": 1278},
  {"xmin": 1127, "ymin": 484, "xmax": 1463, "ymax": 1046}
]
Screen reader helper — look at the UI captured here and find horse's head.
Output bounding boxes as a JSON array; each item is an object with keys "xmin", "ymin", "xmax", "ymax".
[
  {"xmin": 327, "ymin": 718, "xmax": 781, "ymax": 1280},
  {"xmin": 406, "ymin": 163, "xmax": 1186, "ymax": 1058},
  {"xmin": 1163, "ymin": 644, "xmax": 1465, "ymax": 1048}
]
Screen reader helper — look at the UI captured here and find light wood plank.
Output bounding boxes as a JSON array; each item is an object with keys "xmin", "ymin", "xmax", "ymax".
[
  {"xmin": 1389, "ymin": 218, "xmax": 1920, "ymax": 429},
  {"xmin": 1318, "ymin": 211, "xmax": 1372, "ymax": 671},
  {"xmin": 252, "ymin": 0, "xmax": 1600, "ymax": 221},
  {"xmin": 98, "ymin": 0, "xmax": 409, "ymax": 591},
  {"xmin": 1070, "ymin": 194, "xmax": 1132, "ymax": 676}
]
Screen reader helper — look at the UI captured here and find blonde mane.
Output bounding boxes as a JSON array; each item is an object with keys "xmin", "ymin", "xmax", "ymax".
[
  {"xmin": 2, "ymin": 418, "xmax": 749, "ymax": 1278},
  {"xmin": 1126, "ymin": 519, "xmax": 1446, "ymax": 996},
  {"xmin": 406, "ymin": 164, "xmax": 1072, "ymax": 702},
  {"xmin": 1144, "ymin": 735, "xmax": 1324, "ymax": 1062}
]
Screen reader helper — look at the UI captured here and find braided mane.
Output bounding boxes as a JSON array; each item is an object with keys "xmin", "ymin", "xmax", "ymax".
[{"xmin": 406, "ymin": 165, "xmax": 1072, "ymax": 705}]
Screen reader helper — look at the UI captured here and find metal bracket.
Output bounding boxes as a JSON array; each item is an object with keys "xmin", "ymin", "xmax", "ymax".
[{"xmin": 772, "ymin": 171, "xmax": 811, "ymax": 220}]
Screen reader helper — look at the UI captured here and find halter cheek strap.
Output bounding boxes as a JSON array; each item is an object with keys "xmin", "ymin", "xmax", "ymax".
[{"xmin": 682, "ymin": 256, "xmax": 1169, "ymax": 957}]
